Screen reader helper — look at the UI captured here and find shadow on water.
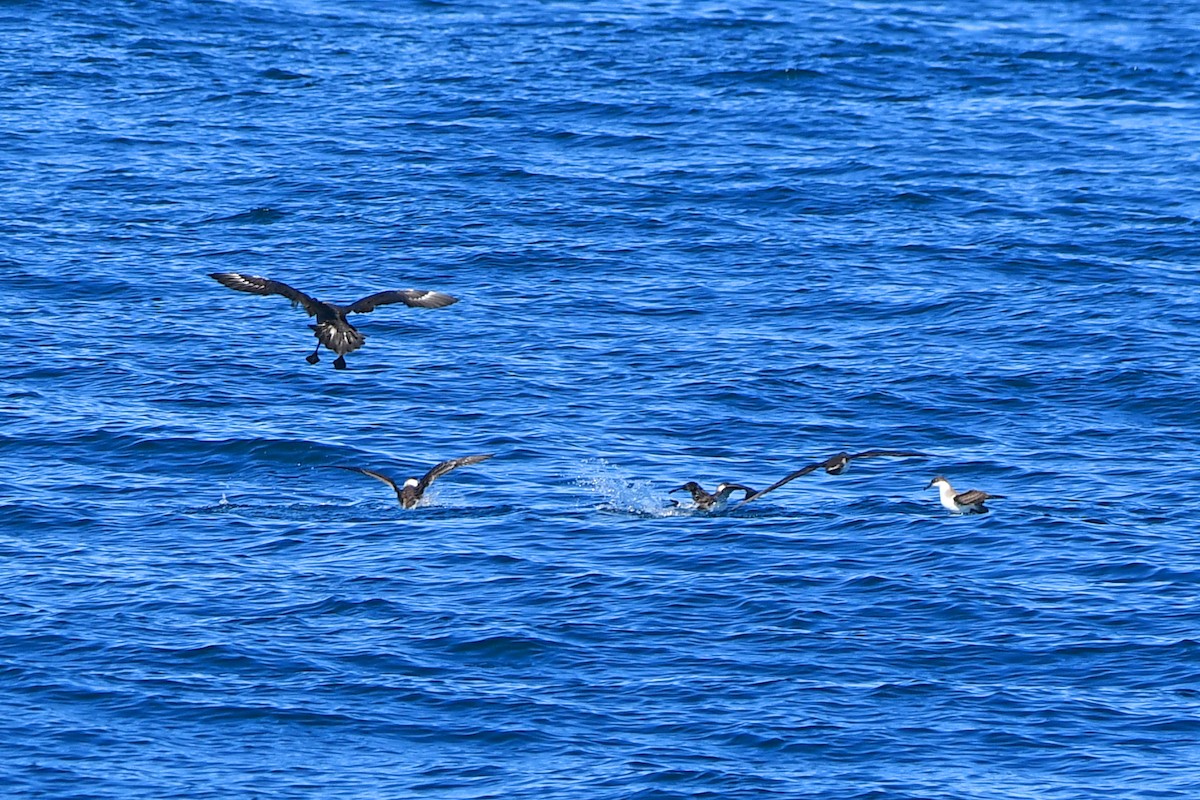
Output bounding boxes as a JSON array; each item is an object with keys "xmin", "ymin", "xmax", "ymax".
[{"xmin": 189, "ymin": 498, "xmax": 516, "ymax": 523}]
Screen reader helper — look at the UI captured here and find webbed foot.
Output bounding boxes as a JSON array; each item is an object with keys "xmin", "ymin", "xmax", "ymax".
[
  {"xmin": 306, "ymin": 353, "xmax": 320, "ymax": 365},
  {"xmin": 333, "ymin": 356, "xmax": 347, "ymax": 370}
]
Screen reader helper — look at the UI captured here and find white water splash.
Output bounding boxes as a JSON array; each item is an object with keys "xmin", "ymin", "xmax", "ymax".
[{"xmin": 573, "ymin": 459, "xmax": 693, "ymax": 517}]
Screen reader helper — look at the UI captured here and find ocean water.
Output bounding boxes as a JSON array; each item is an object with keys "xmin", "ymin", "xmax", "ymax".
[{"xmin": 3, "ymin": 1, "xmax": 1200, "ymax": 797}]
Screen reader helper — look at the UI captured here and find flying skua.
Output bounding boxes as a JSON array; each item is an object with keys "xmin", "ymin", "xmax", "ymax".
[{"xmin": 209, "ymin": 272, "xmax": 458, "ymax": 369}]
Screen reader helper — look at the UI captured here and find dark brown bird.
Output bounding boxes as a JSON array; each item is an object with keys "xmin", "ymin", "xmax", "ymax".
[
  {"xmin": 209, "ymin": 272, "xmax": 458, "ymax": 369},
  {"xmin": 744, "ymin": 450, "xmax": 927, "ymax": 501},
  {"xmin": 333, "ymin": 454, "xmax": 494, "ymax": 508},
  {"xmin": 669, "ymin": 481, "xmax": 756, "ymax": 511}
]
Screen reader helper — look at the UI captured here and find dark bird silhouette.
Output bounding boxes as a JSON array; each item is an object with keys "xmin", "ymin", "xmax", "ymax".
[
  {"xmin": 209, "ymin": 272, "xmax": 458, "ymax": 369},
  {"xmin": 333, "ymin": 454, "xmax": 494, "ymax": 508},
  {"xmin": 743, "ymin": 450, "xmax": 927, "ymax": 501},
  {"xmin": 927, "ymin": 475, "xmax": 1005, "ymax": 514},
  {"xmin": 669, "ymin": 481, "xmax": 756, "ymax": 511}
]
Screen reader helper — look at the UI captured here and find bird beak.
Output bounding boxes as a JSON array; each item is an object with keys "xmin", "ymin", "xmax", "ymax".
[
  {"xmin": 669, "ymin": 485, "xmax": 686, "ymax": 494},
  {"xmin": 925, "ymin": 478, "xmax": 936, "ymax": 489}
]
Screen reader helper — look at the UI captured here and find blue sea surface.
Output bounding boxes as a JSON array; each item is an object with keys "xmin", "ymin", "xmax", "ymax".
[{"xmin": 3, "ymin": 1, "xmax": 1200, "ymax": 797}]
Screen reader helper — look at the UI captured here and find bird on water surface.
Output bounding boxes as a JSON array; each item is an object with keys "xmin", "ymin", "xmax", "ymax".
[
  {"xmin": 333, "ymin": 454, "xmax": 494, "ymax": 508},
  {"xmin": 670, "ymin": 481, "xmax": 756, "ymax": 512},
  {"xmin": 926, "ymin": 475, "xmax": 1005, "ymax": 514},
  {"xmin": 742, "ymin": 449, "xmax": 928, "ymax": 501},
  {"xmin": 209, "ymin": 272, "xmax": 458, "ymax": 369}
]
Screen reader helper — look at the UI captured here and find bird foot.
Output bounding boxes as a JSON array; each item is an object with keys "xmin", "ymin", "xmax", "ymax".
[
  {"xmin": 306, "ymin": 353, "xmax": 320, "ymax": 365},
  {"xmin": 333, "ymin": 356, "xmax": 347, "ymax": 370}
]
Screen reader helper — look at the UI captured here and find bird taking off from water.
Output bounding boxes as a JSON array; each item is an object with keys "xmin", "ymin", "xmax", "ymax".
[
  {"xmin": 209, "ymin": 272, "xmax": 458, "ymax": 369},
  {"xmin": 670, "ymin": 481, "xmax": 756, "ymax": 512},
  {"xmin": 333, "ymin": 454, "xmax": 494, "ymax": 508},
  {"xmin": 743, "ymin": 449, "xmax": 927, "ymax": 501},
  {"xmin": 926, "ymin": 475, "xmax": 1005, "ymax": 514}
]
